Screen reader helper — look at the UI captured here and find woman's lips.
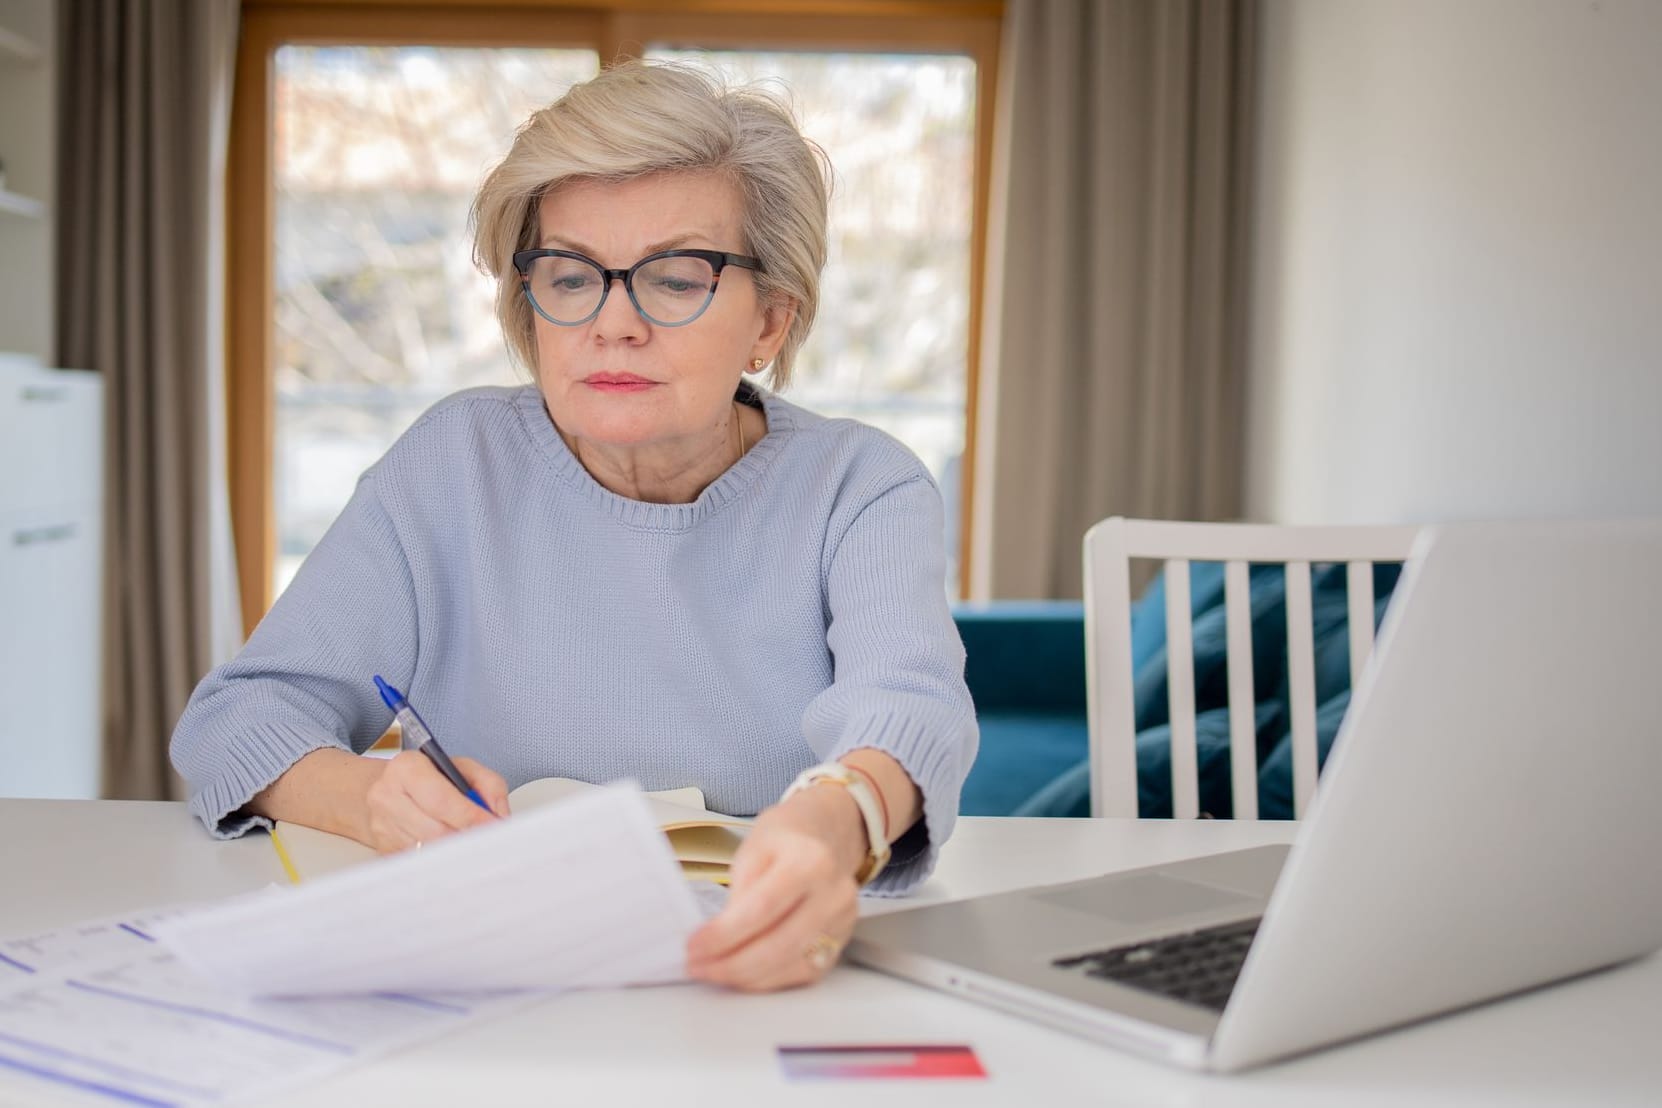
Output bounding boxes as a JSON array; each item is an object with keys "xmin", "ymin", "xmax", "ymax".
[{"xmin": 581, "ymin": 373, "xmax": 657, "ymax": 394}]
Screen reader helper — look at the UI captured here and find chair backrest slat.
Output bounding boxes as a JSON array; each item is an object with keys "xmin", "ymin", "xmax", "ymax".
[
  {"xmin": 1083, "ymin": 517, "xmax": 1140, "ymax": 818},
  {"xmin": 1084, "ymin": 518, "xmax": 1420, "ymax": 819},
  {"xmin": 1284, "ymin": 561, "xmax": 1319, "ymax": 817},
  {"xmin": 1163, "ymin": 559, "xmax": 1200, "ymax": 819},
  {"xmin": 1346, "ymin": 560, "xmax": 1377, "ymax": 692},
  {"xmin": 1223, "ymin": 559, "xmax": 1258, "ymax": 819}
]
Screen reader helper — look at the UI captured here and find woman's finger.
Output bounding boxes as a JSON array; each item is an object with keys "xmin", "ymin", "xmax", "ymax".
[
  {"xmin": 405, "ymin": 768, "xmax": 497, "ymax": 832},
  {"xmin": 384, "ymin": 750, "xmax": 497, "ymax": 832},
  {"xmin": 454, "ymin": 757, "xmax": 511, "ymax": 817},
  {"xmin": 362, "ymin": 752, "xmax": 491, "ymax": 851},
  {"xmin": 385, "ymin": 806, "xmax": 450, "ymax": 853},
  {"xmin": 364, "ymin": 777, "xmax": 450, "ymax": 852},
  {"xmin": 694, "ymin": 884, "xmax": 858, "ymax": 991},
  {"xmin": 687, "ymin": 856, "xmax": 803, "ymax": 965}
]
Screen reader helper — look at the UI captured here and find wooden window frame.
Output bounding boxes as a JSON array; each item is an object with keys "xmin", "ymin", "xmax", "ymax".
[{"xmin": 230, "ymin": 0, "xmax": 1001, "ymax": 635}]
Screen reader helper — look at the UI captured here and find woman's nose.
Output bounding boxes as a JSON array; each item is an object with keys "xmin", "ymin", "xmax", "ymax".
[{"xmin": 591, "ymin": 274, "xmax": 648, "ymax": 341}]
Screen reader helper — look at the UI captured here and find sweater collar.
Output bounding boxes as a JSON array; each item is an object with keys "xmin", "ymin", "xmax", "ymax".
[{"xmin": 512, "ymin": 380, "xmax": 795, "ymax": 531}]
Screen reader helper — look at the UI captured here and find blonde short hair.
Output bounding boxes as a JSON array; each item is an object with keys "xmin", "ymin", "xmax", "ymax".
[{"xmin": 471, "ymin": 60, "xmax": 831, "ymax": 390}]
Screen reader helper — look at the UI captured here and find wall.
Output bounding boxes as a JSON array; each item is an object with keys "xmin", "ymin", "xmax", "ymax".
[
  {"xmin": 0, "ymin": 0, "xmax": 54, "ymax": 363},
  {"xmin": 1245, "ymin": 0, "xmax": 1662, "ymax": 525}
]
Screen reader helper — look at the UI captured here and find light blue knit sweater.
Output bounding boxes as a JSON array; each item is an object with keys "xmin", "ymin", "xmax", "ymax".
[{"xmin": 170, "ymin": 383, "xmax": 978, "ymax": 894}]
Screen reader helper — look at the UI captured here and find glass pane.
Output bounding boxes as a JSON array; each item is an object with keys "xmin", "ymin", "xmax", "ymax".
[
  {"xmin": 273, "ymin": 46, "xmax": 600, "ymax": 596},
  {"xmin": 647, "ymin": 50, "xmax": 976, "ymax": 592}
]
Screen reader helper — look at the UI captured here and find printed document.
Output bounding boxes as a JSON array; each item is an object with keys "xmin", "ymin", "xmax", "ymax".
[
  {"xmin": 153, "ymin": 782, "xmax": 704, "ymax": 995},
  {"xmin": 0, "ymin": 906, "xmax": 543, "ymax": 1106},
  {"xmin": 0, "ymin": 783, "xmax": 715, "ymax": 1105}
]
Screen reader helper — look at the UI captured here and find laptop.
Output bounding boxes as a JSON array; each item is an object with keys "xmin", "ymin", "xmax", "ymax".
[{"xmin": 850, "ymin": 519, "xmax": 1662, "ymax": 1072}]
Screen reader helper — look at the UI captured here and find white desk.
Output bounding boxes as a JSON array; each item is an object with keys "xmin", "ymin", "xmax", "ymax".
[{"xmin": 5, "ymin": 800, "xmax": 1658, "ymax": 1106}]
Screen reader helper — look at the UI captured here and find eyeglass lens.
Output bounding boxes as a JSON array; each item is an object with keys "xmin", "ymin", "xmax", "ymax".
[{"xmin": 526, "ymin": 254, "xmax": 718, "ymax": 326}]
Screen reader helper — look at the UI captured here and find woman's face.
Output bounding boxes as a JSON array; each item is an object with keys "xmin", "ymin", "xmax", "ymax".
[{"xmin": 529, "ymin": 171, "xmax": 791, "ymax": 451}]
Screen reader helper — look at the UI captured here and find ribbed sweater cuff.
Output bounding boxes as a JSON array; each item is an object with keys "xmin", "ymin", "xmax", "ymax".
[
  {"xmin": 828, "ymin": 704, "xmax": 971, "ymax": 897},
  {"xmin": 188, "ymin": 722, "xmax": 344, "ymax": 840}
]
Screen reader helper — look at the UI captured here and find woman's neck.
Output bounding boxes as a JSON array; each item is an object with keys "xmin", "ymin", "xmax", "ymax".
[{"xmin": 560, "ymin": 399, "xmax": 761, "ymax": 504}]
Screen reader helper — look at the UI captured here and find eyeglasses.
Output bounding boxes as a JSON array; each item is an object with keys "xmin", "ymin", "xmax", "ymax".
[{"xmin": 511, "ymin": 248, "xmax": 764, "ymax": 328}]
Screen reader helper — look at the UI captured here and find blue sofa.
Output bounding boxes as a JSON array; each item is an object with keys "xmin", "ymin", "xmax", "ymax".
[{"xmin": 953, "ymin": 602, "xmax": 1089, "ymax": 816}]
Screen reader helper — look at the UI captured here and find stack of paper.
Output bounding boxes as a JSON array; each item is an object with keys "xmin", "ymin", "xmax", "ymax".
[
  {"xmin": 0, "ymin": 783, "xmax": 714, "ymax": 1106},
  {"xmin": 0, "ymin": 913, "xmax": 544, "ymax": 1106}
]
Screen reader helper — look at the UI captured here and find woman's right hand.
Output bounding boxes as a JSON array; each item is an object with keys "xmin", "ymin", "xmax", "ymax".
[{"xmin": 360, "ymin": 752, "xmax": 510, "ymax": 854}]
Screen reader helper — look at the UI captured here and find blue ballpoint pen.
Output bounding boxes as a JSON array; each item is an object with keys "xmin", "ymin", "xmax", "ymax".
[{"xmin": 373, "ymin": 676, "xmax": 494, "ymax": 815}]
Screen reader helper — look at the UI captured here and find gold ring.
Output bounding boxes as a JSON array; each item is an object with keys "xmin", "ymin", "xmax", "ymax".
[{"xmin": 804, "ymin": 932, "xmax": 841, "ymax": 972}]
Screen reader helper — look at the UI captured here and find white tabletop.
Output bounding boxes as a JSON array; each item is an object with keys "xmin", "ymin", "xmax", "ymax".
[{"xmin": 4, "ymin": 799, "xmax": 1658, "ymax": 1106}]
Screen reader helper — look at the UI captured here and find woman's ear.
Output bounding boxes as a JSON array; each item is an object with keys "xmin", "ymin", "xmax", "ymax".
[{"xmin": 753, "ymin": 294, "xmax": 798, "ymax": 364}]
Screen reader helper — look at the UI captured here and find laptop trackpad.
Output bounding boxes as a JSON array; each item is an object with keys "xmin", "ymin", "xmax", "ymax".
[{"xmin": 1038, "ymin": 874, "xmax": 1254, "ymax": 926}]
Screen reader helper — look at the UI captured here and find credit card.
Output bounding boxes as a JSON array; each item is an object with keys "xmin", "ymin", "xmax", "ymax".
[{"xmin": 777, "ymin": 1044, "xmax": 986, "ymax": 1080}]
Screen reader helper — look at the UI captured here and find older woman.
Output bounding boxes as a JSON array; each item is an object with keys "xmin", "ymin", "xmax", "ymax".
[{"xmin": 170, "ymin": 61, "xmax": 977, "ymax": 992}]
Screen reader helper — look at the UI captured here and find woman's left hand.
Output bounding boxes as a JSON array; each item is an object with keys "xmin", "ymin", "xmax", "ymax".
[{"xmin": 685, "ymin": 784, "xmax": 868, "ymax": 991}]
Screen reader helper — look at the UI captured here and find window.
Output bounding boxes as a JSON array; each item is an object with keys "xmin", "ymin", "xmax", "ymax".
[
  {"xmin": 273, "ymin": 46, "xmax": 600, "ymax": 592},
  {"xmin": 649, "ymin": 49, "xmax": 976, "ymax": 588},
  {"xmin": 233, "ymin": 2, "xmax": 1000, "ymax": 630}
]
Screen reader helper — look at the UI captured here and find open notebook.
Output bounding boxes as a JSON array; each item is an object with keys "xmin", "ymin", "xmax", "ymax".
[{"xmin": 270, "ymin": 777, "xmax": 750, "ymax": 885}]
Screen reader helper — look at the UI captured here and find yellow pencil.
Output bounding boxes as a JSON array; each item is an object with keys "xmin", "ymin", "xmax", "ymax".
[{"xmin": 269, "ymin": 828, "xmax": 302, "ymax": 885}]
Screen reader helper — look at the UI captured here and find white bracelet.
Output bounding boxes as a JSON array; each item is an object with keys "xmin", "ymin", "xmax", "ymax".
[{"xmin": 781, "ymin": 762, "xmax": 891, "ymax": 886}]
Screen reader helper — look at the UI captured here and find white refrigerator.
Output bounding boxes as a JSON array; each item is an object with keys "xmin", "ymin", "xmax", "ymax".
[{"xmin": 0, "ymin": 355, "xmax": 103, "ymax": 797}]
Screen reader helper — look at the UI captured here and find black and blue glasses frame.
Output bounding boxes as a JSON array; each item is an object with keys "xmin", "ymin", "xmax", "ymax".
[{"xmin": 511, "ymin": 247, "xmax": 764, "ymax": 328}]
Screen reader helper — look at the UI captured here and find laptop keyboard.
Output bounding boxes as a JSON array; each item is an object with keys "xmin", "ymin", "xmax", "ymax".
[{"xmin": 1052, "ymin": 917, "xmax": 1261, "ymax": 1012}]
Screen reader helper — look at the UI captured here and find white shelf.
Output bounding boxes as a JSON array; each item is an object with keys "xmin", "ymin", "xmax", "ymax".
[
  {"xmin": 0, "ymin": 190, "xmax": 44, "ymax": 218},
  {"xmin": 0, "ymin": 23, "xmax": 43, "ymax": 65}
]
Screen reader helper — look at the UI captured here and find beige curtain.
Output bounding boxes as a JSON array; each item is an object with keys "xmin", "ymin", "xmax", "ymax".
[
  {"xmin": 969, "ymin": 0, "xmax": 1257, "ymax": 599},
  {"xmin": 54, "ymin": 0, "xmax": 243, "ymax": 799}
]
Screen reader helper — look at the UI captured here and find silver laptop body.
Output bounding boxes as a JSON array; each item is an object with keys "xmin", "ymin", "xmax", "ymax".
[{"xmin": 849, "ymin": 519, "xmax": 1662, "ymax": 1071}]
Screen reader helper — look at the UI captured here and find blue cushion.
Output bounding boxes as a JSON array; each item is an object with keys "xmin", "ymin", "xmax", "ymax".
[
  {"xmin": 1257, "ymin": 689, "xmax": 1351, "ymax": 819},
  {"xmin": 1009, "ymin": 562, "xmax": 1403, "ymax": 819},
  {"xmin": 1254, "ymin": 579, "xmax": 1397, "ymax": 818},
  {"xmin": 1132, "ymin": 563, "xmax": 1289, "ymax": 731},
  {"xmin": 1011, "ymin": 757, "xmax": 1090, "ymax": 818},
  {"xmin": 1016, "ymin": 702, "xmax": 1286, "ymax": 819}
]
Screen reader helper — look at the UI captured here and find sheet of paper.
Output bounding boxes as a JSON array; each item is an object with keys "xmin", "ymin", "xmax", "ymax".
[
  {"xmin": 151, "ymin": 782, "xmax": 704, "ymax": 997},
  {"xmin": 688, "ymin": 880, "xmax": 730, "ymax": 919},
  {"xmin": 0, "ymin": 906, "xmax": 542, "ymax": 1107}
]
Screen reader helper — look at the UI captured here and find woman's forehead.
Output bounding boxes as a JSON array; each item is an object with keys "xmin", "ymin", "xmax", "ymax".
[{"xmin": 537, "ymin": 171, "xmax": 744, "ymax": 256}]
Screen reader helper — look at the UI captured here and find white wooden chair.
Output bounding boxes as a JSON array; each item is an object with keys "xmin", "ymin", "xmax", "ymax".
[{"xmin": 1083, "ymin": 517, "xmax": 1420, "ymax": 820}]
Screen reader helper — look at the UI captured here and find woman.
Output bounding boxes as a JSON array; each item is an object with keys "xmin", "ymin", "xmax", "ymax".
[{"xmin": 171, "ymin": 61, "xmax": 977, "ymax": 993}]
